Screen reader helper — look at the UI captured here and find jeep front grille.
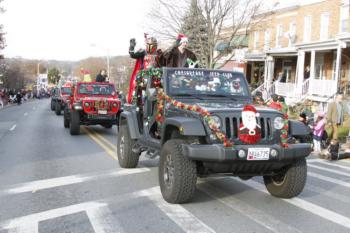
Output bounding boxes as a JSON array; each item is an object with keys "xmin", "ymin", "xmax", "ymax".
[{"xmin": 224, "ymin": 116, "xmax": 273, "ymax": 142}]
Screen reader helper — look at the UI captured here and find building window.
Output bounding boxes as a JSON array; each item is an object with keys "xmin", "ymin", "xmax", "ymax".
[
  {"xmin": 264, "ymin": 29, "xmax": 271, "ymax": 50},
  {"xmin": 254, "ymin": 31, "xmax": 259, "ymax": 50},
  {"xmin": 303, "ymin": 16, "xmax": 312, "ymax": 42},
  {"xmin": 340, "ymin": 5, "xmax": 349, "ymax": 33},
  {"xmin": 276, "ymin": 24, "xmax": 283, "ymax": 48},
  {"xmin": 289, "ymin": 22, "xmax": 296, "ymax": 46},
  {"xmin": 320, "ymin": 12, "xmax": 329, "ymax": 40},
  {"xmin": 315, "ymin": 53, "xmax": 324, "ymax": 79}
]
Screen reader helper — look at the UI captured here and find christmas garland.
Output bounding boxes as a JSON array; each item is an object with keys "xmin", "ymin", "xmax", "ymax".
[{"xmin": 134, "ymin": 67, "xmax": 288, "ymax": 148}]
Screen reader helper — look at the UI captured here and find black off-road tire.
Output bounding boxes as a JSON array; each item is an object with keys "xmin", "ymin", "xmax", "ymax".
[
  {"xmin": 63, "ymin": 107, "xmax": 70, "ymax": 128},
  {"xmin": 50, "ymin": 100, "xmax": 55, "ymax": 111},
  {"xmin": 159, "ymin": 139, "xmax": 197, "ymax": 204},
  {"xmin": 263, "ymin": 158, "xmax": 307, "ymax": 198},
  {"xmin": 117, "ymin": 124, "xmax": 139, "ymax": 168},
  {"xmin": 69, "ymin": 111, "xmax": 80, "ymax": 135},
  {"xmin": 55, "ymin": 102, "xmax": 61, "ymax": 115}
]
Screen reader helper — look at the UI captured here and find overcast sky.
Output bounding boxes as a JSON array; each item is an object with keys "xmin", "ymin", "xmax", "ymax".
[{"xmin": 1, "ymin": 0, "xmax": 154, "ymax": 61}]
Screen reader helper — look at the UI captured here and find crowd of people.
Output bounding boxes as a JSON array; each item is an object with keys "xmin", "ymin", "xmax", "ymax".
[{"xmin": 0, "ymin": 88, "xmax": 37, "ymax": 108}]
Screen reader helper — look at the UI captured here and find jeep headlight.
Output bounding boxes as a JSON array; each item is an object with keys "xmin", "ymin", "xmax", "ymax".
[
  {"xmin": 210, "ymin": 115, "xmax": 222, "ymax": 129},
  {"xmin": 274, "ymin": 117, "xmax": 284, "ymax": 130}
]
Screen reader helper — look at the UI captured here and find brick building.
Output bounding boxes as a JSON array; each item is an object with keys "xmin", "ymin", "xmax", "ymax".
[{"xmin": 242, "ymin": 0, "xmax": 350, "ymax": 105}]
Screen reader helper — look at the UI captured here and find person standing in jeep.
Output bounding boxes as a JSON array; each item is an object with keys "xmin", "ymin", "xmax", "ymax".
[
  {"xmin": 159, "ymin": 34, "xmax": 198, "ymax": 68},
  {"xmin": 96, "ymin": 69, "xmax": 108, "ymax": 82}
]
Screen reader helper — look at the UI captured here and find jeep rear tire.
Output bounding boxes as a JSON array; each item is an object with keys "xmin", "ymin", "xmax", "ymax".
[
  {"xmin": 117, "ymin": 124, "xmax": 139, "ymax": 168},
  {"xmin": 63, "ymin": 107, "xmax": 70, "ymax": 128},
  {"xmin": 263, "ymin": 158, "xmax": 307, "ymax": 198},
  {"xmin": 159, "ymin": 139, "xmax": 197, "ymax": 204},
  {"xmin": 69, "ymin": 111, "xmax": 80, "ymax": 135},
  {"xmin": 55, "ymin": 102, "xmax": 61, "ymax": 115},
  {"xmin": 103, "ymin": 123, "xmax": 113, "ymax": 129},
  {"xmin": 50, "ymin": 100, "xmax": 55, "ymax": 111}
]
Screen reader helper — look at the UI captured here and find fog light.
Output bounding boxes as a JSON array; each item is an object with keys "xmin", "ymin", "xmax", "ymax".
[
  {"xmin": 112, "ymin": 102, "xmax": 118, "ymax": 107},
  {"xmin": 270, "ymin": 149, "xmax": 278, "ymax": 157},
  {"xmin": 209, "ymin": 134, "xmax": 217, "ymax": 140},
  {"xmin": 238, "ymin": 149, "xmax": 246, "ymax": 158},
  {"xmin": 84, "ymin": 102, "xmax": 90, "ymax": 107}
]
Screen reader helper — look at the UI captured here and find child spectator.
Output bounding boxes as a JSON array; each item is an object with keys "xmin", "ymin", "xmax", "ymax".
[{"xmin": 311, "ymin": 112, "xmax": 326, "ymax": 152}]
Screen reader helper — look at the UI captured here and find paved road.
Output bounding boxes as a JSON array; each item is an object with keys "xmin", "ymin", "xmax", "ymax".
[{"xmin": 1, "ymin": 99, "xmax": 350, "ymax": 233}]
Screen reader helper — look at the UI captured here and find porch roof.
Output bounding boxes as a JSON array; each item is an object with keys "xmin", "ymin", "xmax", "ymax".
[
  {"xmin": 244, "ymin": 52, "xmax": 266, "ymax": 61},
  {"xmin": 266, "ymin": 47, "xmax": 297, "ymax": 56},
  {"xmin": 296, "ymin": 39, "xmax": 339, "ymax": 51}
]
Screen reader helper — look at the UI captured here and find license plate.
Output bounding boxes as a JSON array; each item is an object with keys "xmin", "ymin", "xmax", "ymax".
[
  {"xmin": 247, "ymin": 148, "xmax": 270, "ymax": 160},
  {"xmin": 98, "ymin": 110, "xmax": 107, "ymax": 115}
]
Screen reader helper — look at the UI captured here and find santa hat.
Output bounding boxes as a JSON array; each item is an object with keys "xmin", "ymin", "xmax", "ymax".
[
  {"xmin": 242, "ymin": 105, "xmax": 259, "ymax": 117},
  {"xmin": 176, "ymin": 33, "xmax": 188, "ymax": 45}
]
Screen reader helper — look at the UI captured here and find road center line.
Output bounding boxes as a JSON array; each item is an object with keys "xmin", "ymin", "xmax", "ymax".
[
  {"xmin": 88, "ymin": 128, "xmax": 117, "ymax": 151},
  {"xmin": 9, "ymin": 125, "xmax": 16, "ymax": 131},
  {"xmin": 0, "ymin": 168, "xmax": 150, "ymax": 196},
  {"xmin": 82, "ymin": 127, "xmax": 118, "ymax": 160},
  {"xmin": 233, "ymin": 178, "xmax": 350, "ymax": 230}
]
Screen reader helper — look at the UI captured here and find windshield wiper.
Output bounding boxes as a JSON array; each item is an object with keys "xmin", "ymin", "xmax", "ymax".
[
  {"xmin": 172, "ymin": 93, "xmax": 204, "ymax": 100},
  {"xmin": 202, "ymin": 93, "xmax": 238, "ymax": 100}
]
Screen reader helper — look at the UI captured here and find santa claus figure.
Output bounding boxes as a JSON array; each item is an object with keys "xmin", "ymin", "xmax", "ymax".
[{"xmin": 238, "ymin": 105, "xmax": 261, "ymax": 144}]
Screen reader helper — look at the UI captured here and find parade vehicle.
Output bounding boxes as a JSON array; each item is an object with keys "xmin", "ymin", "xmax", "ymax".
[
  {"xmin": 64, "ymin": 82, "xmax": 121, "ymax": 135},
  {"xmin": 50, "ymin": 83, "xmax": 72, "ymax": 115},
  {"xmin": 117, "ymin": 67, "xmax": 311, "ymax": 204}
]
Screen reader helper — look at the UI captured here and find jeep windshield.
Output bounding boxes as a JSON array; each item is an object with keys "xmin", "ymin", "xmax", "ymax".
[
  {"xmin": 78, "ymin": 83, "xmax": 115, "ymax": 95},
  {"xmin": 165, "ymin": 69, "xmax": 250, "ymax": 98},
  {"xmin": 61, "ymin": 87, "xmax": 72, "ymax": 95}
]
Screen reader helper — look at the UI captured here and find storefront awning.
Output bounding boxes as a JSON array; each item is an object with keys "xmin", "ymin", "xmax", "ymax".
[{"xmin": 230, "ymin": 35, "xmax": 248, "ymax": 48}]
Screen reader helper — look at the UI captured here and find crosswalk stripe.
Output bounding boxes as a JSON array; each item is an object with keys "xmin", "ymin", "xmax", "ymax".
[
  {"xmin": 135, "ymin": 187, "xmax": 216, "ymax": 233},
  {"xmin": 306, "ymin": 184, "xmax": 350, "ymax": 205},
  {"xmin": 0, "ymin": 168, "xmax": 150, "ymax": 196},
  {"xmin": 234, "ymin": 178, "xmax": 350, "ymax": 229},
  {"xmin": 308, "ymin": 159, "xmax": 350, "ymax": 171},
  {"xmin": 198, "ymin": 182, "xmax": 302, "ymax": 233},
  {"xmin": 308, "ymin": 172, "xmax": 350, "ymax": 188},
  {"xmin": 0, "ymin": 202, "xmax": 107, "ymax": 230},
  {"xmin": 308, "ymin": 164, "xmax": 350, "ymax": 177},
  {"xmin": 86, "ymin": 206, "xmax": 123, "ymax": 233}
]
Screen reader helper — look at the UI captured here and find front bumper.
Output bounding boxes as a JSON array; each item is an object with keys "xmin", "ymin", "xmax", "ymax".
[{"xmin": 182, "ymin": 143, "xmax": 311, "ymax": 162}]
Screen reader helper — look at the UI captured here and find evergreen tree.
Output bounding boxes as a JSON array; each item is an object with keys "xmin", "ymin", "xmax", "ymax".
[{"xmin": 181, "ymin": 0, "xmax": 209, "ymax": 68}]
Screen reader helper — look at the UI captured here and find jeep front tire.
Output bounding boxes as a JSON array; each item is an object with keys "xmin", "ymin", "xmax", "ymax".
[
  {"xmin": 69, "ymin": 111, "xmax": 80, "ymax": 135},
  {"xmin": 117, "ymin": 124, "xmax": 139, "ymax": 168},
  {"xmin": 55, "ymin": 102, "xmax": 61, "ymax": 115},
  {"xmin": 50, "ymin": 100, "xmax": 55, "ymax": 111},
  {"xmin": 263, "ymin": 158, "xmax": 307, "ymax": 198},
  {"xmin": 63, "ymin": 107, "xmax": 70, "ymax": 128},
  {"xmin": 159, "ymin": 139, "xmax": 197, "ymax": 204}
]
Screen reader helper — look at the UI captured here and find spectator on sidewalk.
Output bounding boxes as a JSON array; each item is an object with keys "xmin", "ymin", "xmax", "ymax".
[
  {"xmin": 327, "ymin": 94, "xmax": 347, "ymax": 140},
  {"xmin": 311, "ymin": 112, "xmax": 326, "ymax": 152}
]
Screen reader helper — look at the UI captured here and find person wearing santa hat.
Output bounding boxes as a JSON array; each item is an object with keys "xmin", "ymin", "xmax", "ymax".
[
  {"xmin": 238, "ymin": 105, "xmax": 262, "ymax": 144},
  {"xmin": 159, "ymin": 33, "xmax": 198, "ymax": 68}
]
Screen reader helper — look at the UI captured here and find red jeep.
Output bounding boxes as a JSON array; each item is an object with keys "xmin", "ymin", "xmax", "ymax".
[{"xmin": 64, "ymin": 82, "xmax": 121, "ymax": 135}]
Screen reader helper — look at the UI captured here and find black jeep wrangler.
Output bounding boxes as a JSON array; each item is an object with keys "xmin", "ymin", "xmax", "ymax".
[{"xmin": 117, "ymin": 68, "xmax": 311, "ymax": 204}]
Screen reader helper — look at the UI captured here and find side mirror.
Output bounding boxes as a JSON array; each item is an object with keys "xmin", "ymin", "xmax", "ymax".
[{"xmin": 146, "ymin": 88, "xmax": 157, "ymax": 101}]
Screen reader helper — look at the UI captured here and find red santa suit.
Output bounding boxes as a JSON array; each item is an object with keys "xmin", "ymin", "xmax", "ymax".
[{"xmin": 238, "ymin": 105, "xmax": 262, "ymax": 144}]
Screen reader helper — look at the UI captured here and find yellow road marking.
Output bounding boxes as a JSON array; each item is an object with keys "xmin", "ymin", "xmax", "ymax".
[
  {"xmin": 87, "ymin": 127, "xmax": 117, "ymax": 151},
  {"xmin": 82, "ymin": 127, "xmax": 118, "ymax": 161}
]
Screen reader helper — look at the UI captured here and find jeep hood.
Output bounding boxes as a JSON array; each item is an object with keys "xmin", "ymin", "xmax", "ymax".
[{"xmin": 195, "ymin": 102, "xmax": 281, "ymax": 114}]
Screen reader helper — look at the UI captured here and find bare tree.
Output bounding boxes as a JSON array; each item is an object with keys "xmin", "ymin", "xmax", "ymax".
[
  {"xmin": 0, "ymin": 0, "xmax": 5, "ymax": 59},
  {"xmin": 147, "ymin": 0, "xmax": 263, "ymax": 68}
]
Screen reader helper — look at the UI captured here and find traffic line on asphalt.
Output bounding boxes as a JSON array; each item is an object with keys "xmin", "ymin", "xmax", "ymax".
[
  {"xmin": 24, "ymin": 112, "xmax": 28, "ymax": 116},
  {"xmin": 308, "ymin": 164, "xmax": 350, "ymax": 177},
  {"xmin": 86, "ymin": 206, "xmax": 123, "ymax": 233},
  {"xmin": 0, "ymin": 168, "xmax": 150, "ymax": 196},
  {"xmin": 87, "ymin": 127, "xmax": 117, "ymax": 151},
  {"xmin": 82, "ymin": 126, "xmax": 118, "ymax": 160},
  {"xmin": 0, "ymin": 201, "xmax": 107, "ymax": 231},
  {"xmin": 135, "ymin": 187, "xmax": 216, "ymax": 233},
  {"xmin": 308, "ymin": 159, "xmax": 350, "ymax": 171},
  {"xmin": 233, "ymin": 178, "xmax": 350, "ymax": 230},
  {"xmin": 198, "ymin": 182, "xmax": 302, "ymax": 233},
  {"xmin": 308, "ymin": 172, "xmax": 350, "ymax": 188},
  {"xmin": 306, "ymin": 184, "xmax": 350, "ymax": 205},
  {"xmin": 1, "ymin": 186, "xmax": 214, "ymax": 233},
  {"xmin": 9, "ymin": 124, "xmax": 16, "ymax": 131}
]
